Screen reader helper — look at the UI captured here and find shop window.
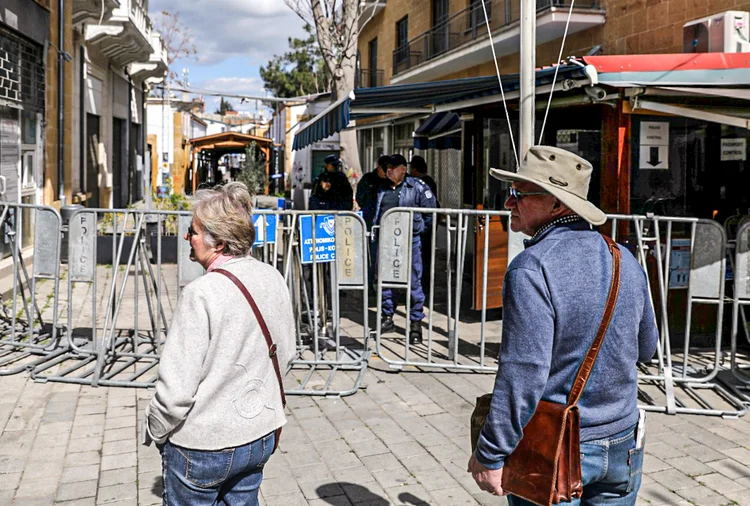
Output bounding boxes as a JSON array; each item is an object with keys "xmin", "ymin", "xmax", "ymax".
[
  {"xmin": 373, "ymin": 127, "xmax": 385, "ymax": 158},
  {"xmin": 394, "ymin": 123, "xmax": 413, "ymax": 158},
  {"xmin": 630, "ymin": 117, "xmax": 711, "ymax": 219},
  {"xmin": 21, "ymin": 194, "xmax": 34, "ymax": 250},
  {"xmin": 21, "ymin": 110, "xmax": 35, "ymax": 144},
  {"xmin": 311, "ymin": 150, "xmax": 339, "ymax": 182},
  {"xmin": 22, "ymin": 151, "xmax": 34, "ymax": 188}
]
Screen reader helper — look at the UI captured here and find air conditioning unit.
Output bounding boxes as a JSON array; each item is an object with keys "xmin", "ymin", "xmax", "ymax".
[{"xmin": 683, "ymin": 10, "xmax": 750, "ymax": 53}]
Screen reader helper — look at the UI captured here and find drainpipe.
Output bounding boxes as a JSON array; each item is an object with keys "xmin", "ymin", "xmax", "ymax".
[
  {"xmin": 58, "ymin": 0, "xmax": 65, "ymax": 204},
  {"xmin": 79, "ymin": 44, "xmax": 85, "ymax": 202},
  {"xmin": 125, "ymin": 74, "xmax": 132, "ymax": 205},
  {"xmin": 141, "ymin": 85, "xmax": 146, "ymax": 201}
]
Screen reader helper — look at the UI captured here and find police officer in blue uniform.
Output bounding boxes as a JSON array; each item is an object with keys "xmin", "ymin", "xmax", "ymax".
[{"xmin": 374, "ymin": 154, "xmax": 438, "ymax": 345}]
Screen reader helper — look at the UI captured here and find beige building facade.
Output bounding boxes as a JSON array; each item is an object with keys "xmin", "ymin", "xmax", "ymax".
[{"xmin": 359, "ymin": 0, "xmax": 750, "ymax": 87}]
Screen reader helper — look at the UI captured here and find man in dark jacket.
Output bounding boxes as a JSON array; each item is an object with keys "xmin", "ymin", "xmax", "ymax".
[
  {"xmin": 312, "ymin": 154, "xmax": 353, "ymax": 210},
  {"xmin": 409, "ymin": 155, "xmax": 437, "ymax": 200},
  {"xmin": 468, "ymin": 146, "xmax": 658, "ymax": 503},
  {"xmin": 309, "ymin": 172, "xmax": 350, "ymax": 211},
  {"xmin": 357, "ymin": 155, "xmax": 390, "ymax": 294},
  {"xmin": 374, "ymin": 154, "xmax": 437, "ymax": 345},
  {"xmin": 356, "ymin": 155, "xmax": 390, "ymax": 230}
]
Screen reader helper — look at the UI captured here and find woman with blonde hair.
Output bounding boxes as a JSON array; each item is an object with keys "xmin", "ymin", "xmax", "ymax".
[{"xmin": 143, "ymin": 182, "xmax": 295, "ymax": 506}]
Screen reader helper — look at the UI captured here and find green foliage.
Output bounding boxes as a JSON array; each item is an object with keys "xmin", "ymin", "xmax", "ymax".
[
  {"xmin": 259, "ymin": 24, "xmax": 331, "ymax": 98},
  {"xmin": 98, "ymin": 212, "xmax": 115, "ymax": 235},
  {"xmin": 235, "ymin": 142, "xmax": 267, "ymax": 196},
  {"xmin": 215, "ymin": 97, "xmax": 235, "ymax": 115},
  {"xmin": 154, "ymin": 191, "xmax": 191, "ymax": 235}
]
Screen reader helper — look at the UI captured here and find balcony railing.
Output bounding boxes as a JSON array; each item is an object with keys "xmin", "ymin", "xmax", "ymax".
[
  {"xmin": 126, "ymin": 0, "xmax": 152, "ymax": 43},
  {"xmin": 392, "ymin": 0, "xmax": 599, "ymax": 75},
  {"xmin": 356, "ymin": 69, "xmax": 385, "ymax": 88}
]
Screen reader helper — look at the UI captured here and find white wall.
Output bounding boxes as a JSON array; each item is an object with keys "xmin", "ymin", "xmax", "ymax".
[
  {"xmin": 146, "ymin": 101, "xmax": 175, "ymax": 165},
  {"xmin": 191, "ymin": 118, "xmax": 207, "ymax": 139},
  {"xmin": 287, "ymin": 100, "xmax": 340, "ymax": 188},
  {"xmin": 204, "ymin": 119, "xmax": 226, "ymax": 136}
]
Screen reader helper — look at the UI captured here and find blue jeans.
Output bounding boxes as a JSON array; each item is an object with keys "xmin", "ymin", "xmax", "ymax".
[
  {"xmin": 382, "ymin": 237, "xmax": 425, "ymax": 321},
  {"xmin": 161, "ymin": 432, "xmax": 275, "ymax": 506},
  {"xmin": 508, "ymin": 424, "xmax": 644, "ymax": 506}
]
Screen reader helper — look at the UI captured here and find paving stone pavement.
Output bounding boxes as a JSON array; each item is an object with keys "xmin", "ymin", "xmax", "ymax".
[{"xmin": 4, "ymin": 363, "xmax": 750, "ymax": 506}]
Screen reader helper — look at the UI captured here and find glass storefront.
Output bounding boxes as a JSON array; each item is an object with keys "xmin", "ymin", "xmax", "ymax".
[
  {"xmin": 482, "ymin": 107, "xmax": 603, "ymax": 211},
  {"xmin": 631, "ymin": 116, "xmax": 750, "ymax": 226}
]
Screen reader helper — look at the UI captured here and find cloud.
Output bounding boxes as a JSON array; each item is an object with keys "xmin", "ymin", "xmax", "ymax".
[{"xmin": 150, "ymin": 0, "xmax": 308, "ymax": 66}]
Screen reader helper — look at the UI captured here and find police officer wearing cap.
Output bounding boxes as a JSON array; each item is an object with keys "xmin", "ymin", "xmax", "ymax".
[
  {"xmin": 311, "ymin": 154, "xmax": 353, "ymax": 211},
  {"xmin": 373, "ymin": 154, "xmax": 437, "ymax": 345}
]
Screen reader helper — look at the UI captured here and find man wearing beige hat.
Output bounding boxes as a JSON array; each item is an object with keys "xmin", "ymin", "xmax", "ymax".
[{"xmin": 468, "ymin": 146, "xmax": 658, "ymax": 504}]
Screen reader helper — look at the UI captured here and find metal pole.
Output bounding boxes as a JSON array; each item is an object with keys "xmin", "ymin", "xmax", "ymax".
[
  {"xmin": 58, "ymin": 0, "xmax": 66, "ymax": 205},
  {"xmin": 507, "ymin": 0, "xmax": 537, "ymax": 265},
  {"xmin": 519, "ymin": 0, "xmax": 536, "ymax": 158}
]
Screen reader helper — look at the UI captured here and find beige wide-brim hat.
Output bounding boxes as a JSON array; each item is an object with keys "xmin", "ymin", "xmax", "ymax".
[{"xmin": 489, "ymin": 145, "xmax": 606, "ymax": 226}]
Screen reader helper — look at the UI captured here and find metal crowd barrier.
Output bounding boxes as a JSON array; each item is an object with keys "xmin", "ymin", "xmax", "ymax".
[
  {"xmin": 607, "ymin": 215, "xmax": 745, "ymax": 417},
  {"xmin": 259, "ymin": 210, "xmax": 371, "ymax": 397},
  {"xmin": 374, "ymin": 208, "xmax": 506, "ymax": 372},
  {"xmin": 0, "ymin": 203, "xmax": 66, "ymax": 375},
  {"xmin": 31, "ymin": 208, "xmax": 190, "ymax": 387},
  {"xmin": 0, "ymin": 203, "xmax": 369, "ymax": 397},
  {"xmin": 730, "ymin": 221, "xmax": 750, "ymax": 387},
  {"xmin": 3, "ymin": 199, "xmax": 750, "ymax": 416},
  {"xmin": 373, "ymin": 208, "xmax": 749, "ymax": 417}
]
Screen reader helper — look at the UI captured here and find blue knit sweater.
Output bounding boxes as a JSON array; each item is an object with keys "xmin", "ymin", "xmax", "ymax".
[{"xmin": 474, "ymin": 221, "xmax": 659, "ymax": 470}]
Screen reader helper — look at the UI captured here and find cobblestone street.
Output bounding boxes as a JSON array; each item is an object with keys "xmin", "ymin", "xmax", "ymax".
[{"xmin": 3, "ymin": 360, "xmax": 750, "ymax": 505}]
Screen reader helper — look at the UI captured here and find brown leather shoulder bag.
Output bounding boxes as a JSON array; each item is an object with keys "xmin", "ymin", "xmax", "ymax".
[{"xmin": 470, "ymin": 235, "xmax": 622, "ymax": 506}]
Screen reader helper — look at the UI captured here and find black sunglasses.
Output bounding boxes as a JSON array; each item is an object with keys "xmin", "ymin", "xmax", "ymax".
[
  {"xmin": 187, "ymin": 224, "xmax": 197, "ymax": 238},
  {"xmin": 508, "ymin": 188, "xmax": 547, "ymax": 200}
]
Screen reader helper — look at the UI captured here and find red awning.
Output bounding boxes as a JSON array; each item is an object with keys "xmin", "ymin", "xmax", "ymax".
[{"xmin": 582, "ymin": 53, "xmax": 750, "ymax": 73}]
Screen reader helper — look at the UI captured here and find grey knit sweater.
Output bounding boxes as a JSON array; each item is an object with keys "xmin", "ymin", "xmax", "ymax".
[{"xmin": 143, "ymin": 256, "xmax": 296, "ymax": 450}]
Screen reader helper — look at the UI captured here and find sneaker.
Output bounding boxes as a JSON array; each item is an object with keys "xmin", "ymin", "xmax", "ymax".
[
  {"xmin": 409, "ymin": 321, "xmax": 423, "ymax": 345},
  {"xmin": 381, "ymin": 315, "xmax": 395, "ymax": 333}
]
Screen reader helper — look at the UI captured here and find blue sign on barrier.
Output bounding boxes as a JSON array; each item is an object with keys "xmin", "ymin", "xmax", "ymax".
[
  {"xmin": 299, "ymin": 214, "xmax": 337, "ymax": 264},
  {"xmin": 253, "ymin": 214, "xmax": 277, "ymax": 247}
]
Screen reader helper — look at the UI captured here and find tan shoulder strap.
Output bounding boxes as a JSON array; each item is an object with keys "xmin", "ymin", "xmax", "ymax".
[{"xmin": 567, "ymin": 235, "xmax": 622, "ymax": 406}]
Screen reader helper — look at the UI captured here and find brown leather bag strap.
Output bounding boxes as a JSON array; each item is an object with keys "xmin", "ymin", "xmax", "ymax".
[
  {"xmin": 213, "ymin": 269, "xmax": 287, "ymax": 409},
  {"xmin": 567, "ymin": 235, "xmax": 622, "ymax": 407}
]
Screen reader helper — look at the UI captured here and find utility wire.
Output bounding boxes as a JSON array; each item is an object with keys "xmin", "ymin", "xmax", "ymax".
[
  {"xmin": 153, "ymin": 85, "xmax": 327, "ymax": 104},
  {"xmin": 480, "ymin": 0, "xmax": 519, "ymax": 168},
  {"xmin": 538, "ymin": 0, "xmax": 576, "ymax": 144}
]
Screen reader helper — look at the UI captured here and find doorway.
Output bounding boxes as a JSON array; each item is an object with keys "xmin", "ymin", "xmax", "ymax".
[
  {"xmin": 112, "ymin": 118, "xmax": 125, "ymax": 208},
  {"xmin": 86, "ymin": 114, "xmax": 100, "ymax": 207}
]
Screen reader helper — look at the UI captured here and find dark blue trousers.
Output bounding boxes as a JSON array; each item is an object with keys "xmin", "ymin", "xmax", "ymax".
[{"xmin": 382, "ymin": 237, "xmax": 425, "ymax": 321}]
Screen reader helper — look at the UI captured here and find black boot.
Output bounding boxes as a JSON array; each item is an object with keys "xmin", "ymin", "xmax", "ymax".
[
  {"xmin": 381, "ymin": 315, "xmax": 395, "ymax": 333},
  {"xmin": 409, "ymin": 321, "xmax": 423, "ymax": 345}
]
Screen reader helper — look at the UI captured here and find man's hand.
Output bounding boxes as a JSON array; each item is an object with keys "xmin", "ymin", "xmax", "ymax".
[{"xmin": 468, "ymin": 454, "xmax": 506, "ymax": 496}]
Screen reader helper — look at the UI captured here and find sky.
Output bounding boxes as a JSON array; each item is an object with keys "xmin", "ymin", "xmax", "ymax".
[{"xmin": 149, "ymin": 0, "xmax": 308, "ymax": 117}]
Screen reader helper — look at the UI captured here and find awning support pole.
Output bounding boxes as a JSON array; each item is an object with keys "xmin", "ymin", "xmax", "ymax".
[{"xmin": 520, "ymin": 0, "xmax": 536, "ymax": 159}]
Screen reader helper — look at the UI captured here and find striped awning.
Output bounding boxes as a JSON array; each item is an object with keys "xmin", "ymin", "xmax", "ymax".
[
  {"xmin": 414, "ymin": 112, "xmax": 461, "ymax": 150},
  {"xmin": 292, "ymin": 92, "xmax": 352, "ymax": 151}
]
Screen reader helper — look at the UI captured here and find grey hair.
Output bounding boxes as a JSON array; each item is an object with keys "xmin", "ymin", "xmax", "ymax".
[{"xmin": 192, "ymin": 182, "xmax": 256, "ymax": 256}]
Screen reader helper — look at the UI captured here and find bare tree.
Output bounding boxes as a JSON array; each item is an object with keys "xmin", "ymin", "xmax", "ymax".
[
  {"xmin": 284, "ymin": 0, "xmax": 369, "ymax": 178},
  {"xmin": 153, "ymin": 11, "xmax": 198, "ymax": 85}
]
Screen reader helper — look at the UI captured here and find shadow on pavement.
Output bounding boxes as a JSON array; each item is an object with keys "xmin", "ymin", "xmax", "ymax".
[{"xmin": 316, "ymin": 482, "xmax": 431, "ymax": 505}]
